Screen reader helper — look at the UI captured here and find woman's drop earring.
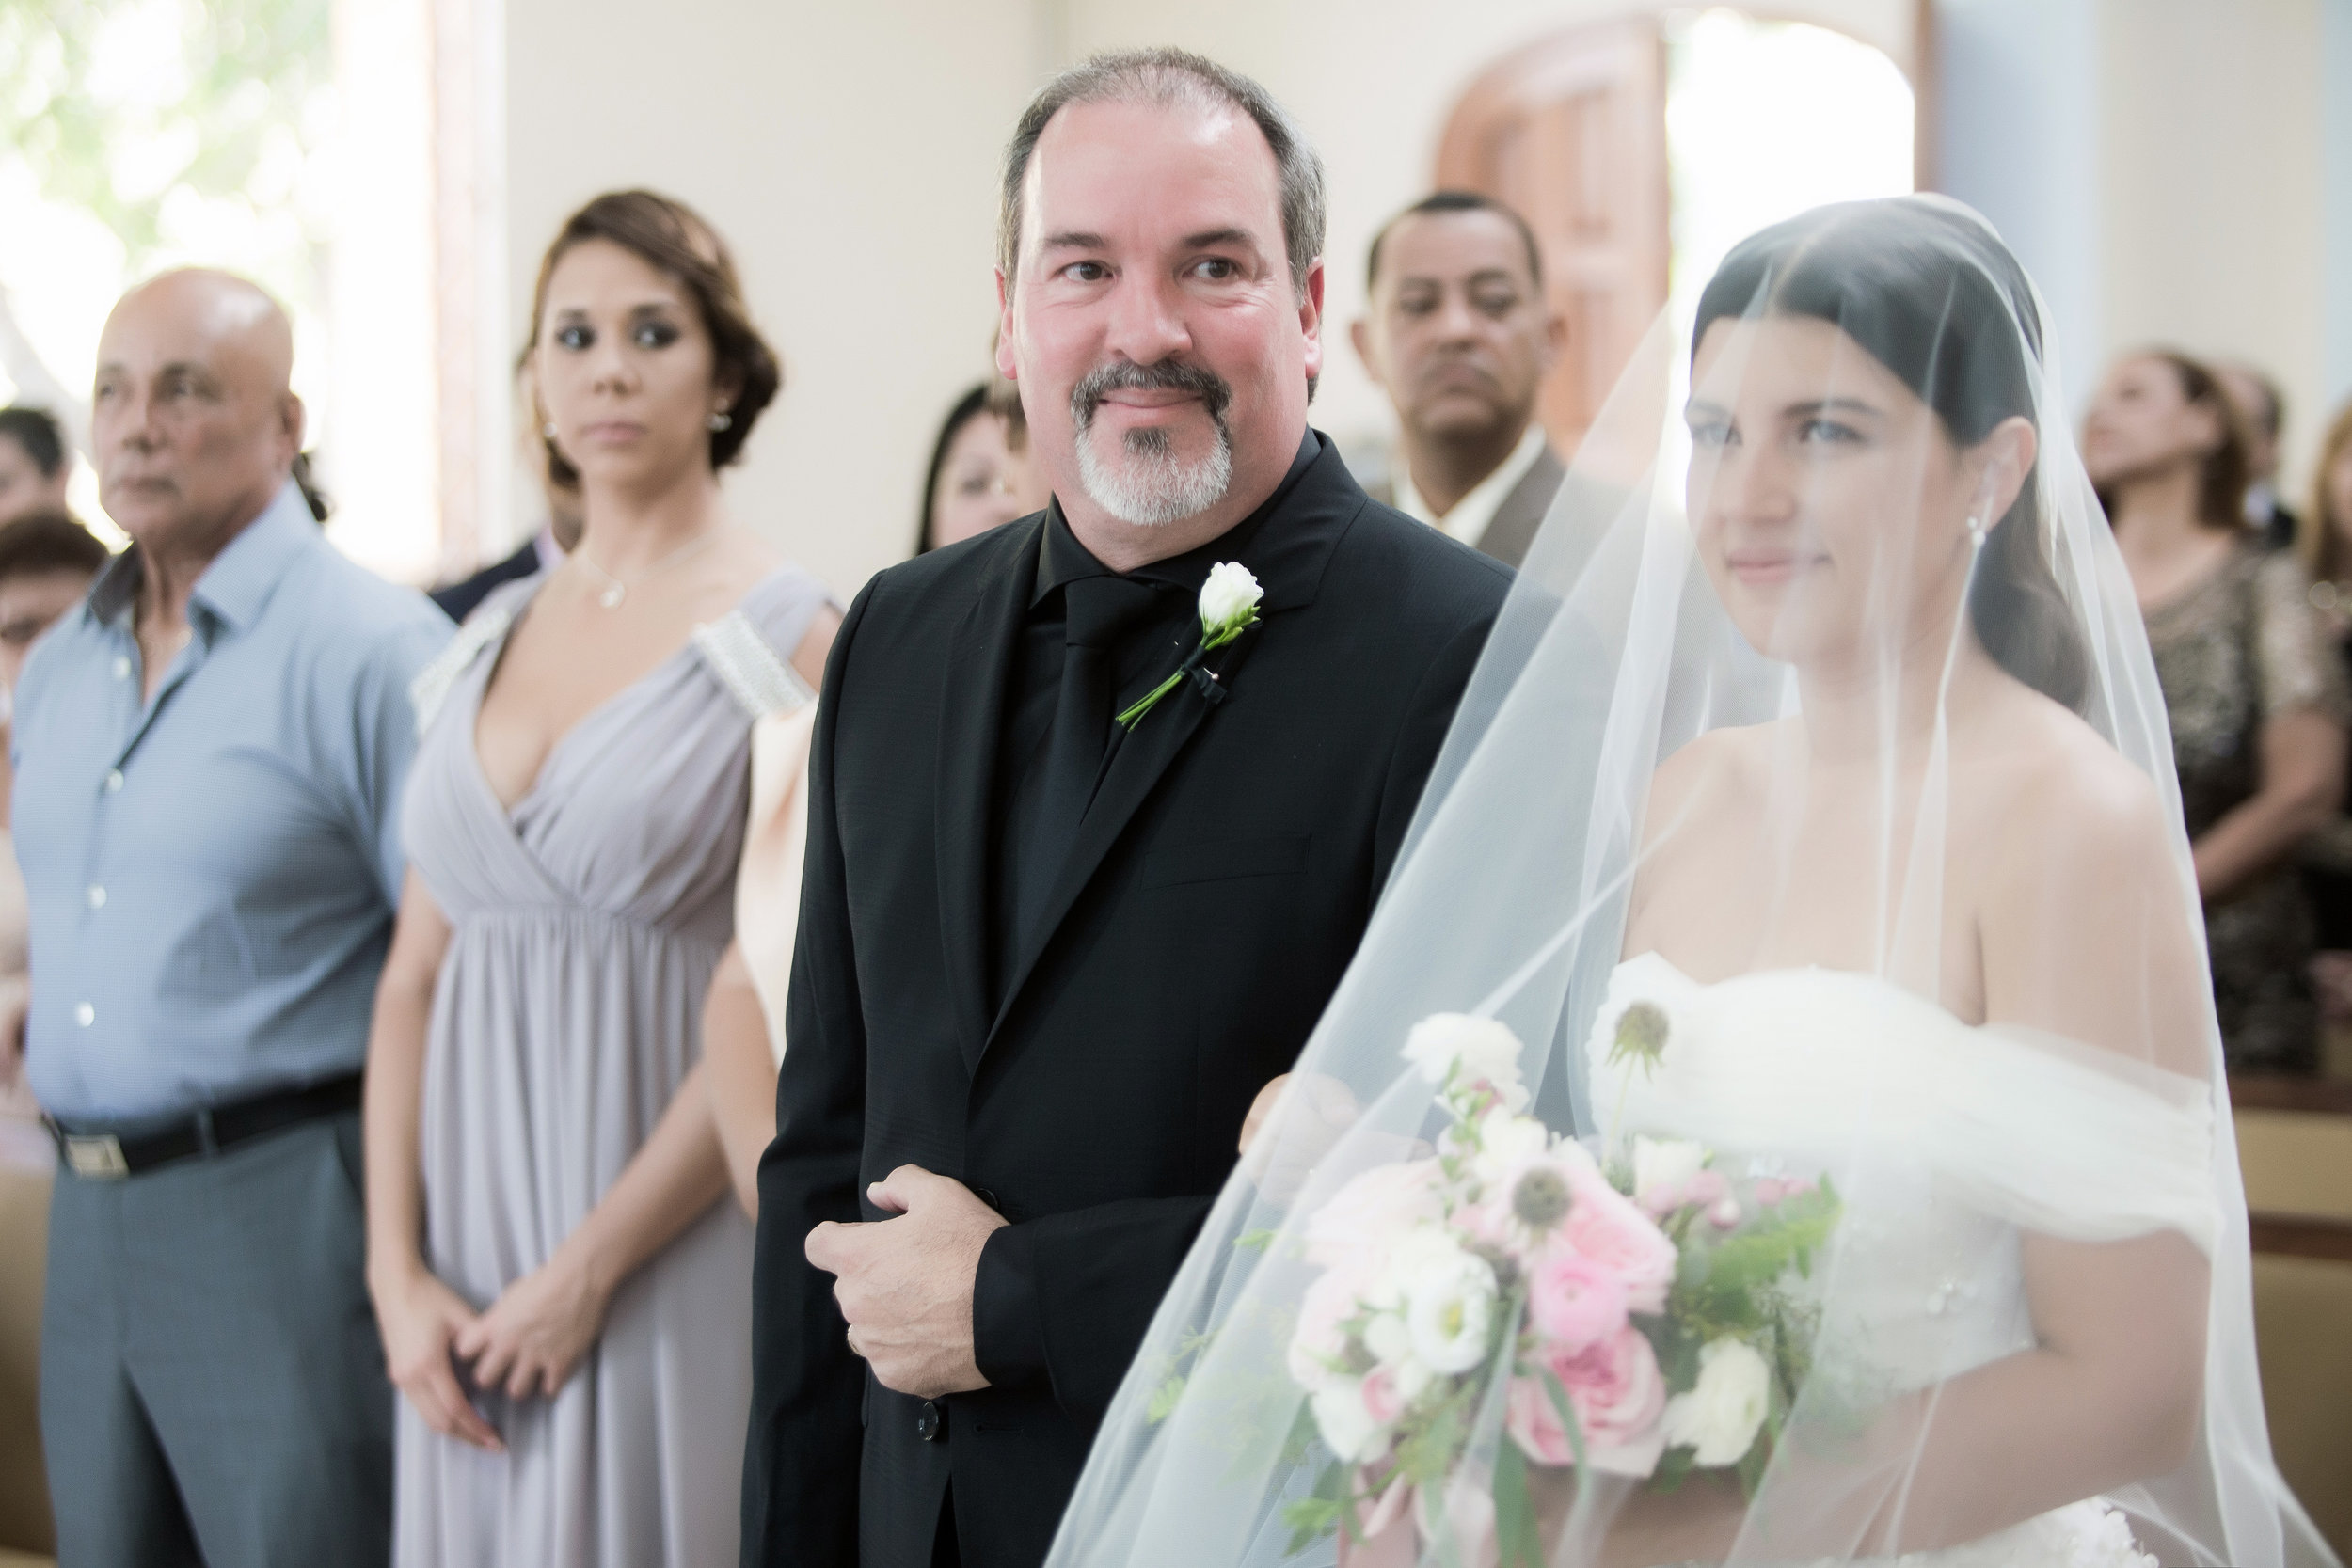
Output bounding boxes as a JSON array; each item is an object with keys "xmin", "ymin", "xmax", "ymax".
[
  {"xmin": 707, "ymin": 408, "xmax": 733, "ymax": 432},
  {"xmin": 1966, "ymin": 514, "xmax": 1986, "ymax": 549}
]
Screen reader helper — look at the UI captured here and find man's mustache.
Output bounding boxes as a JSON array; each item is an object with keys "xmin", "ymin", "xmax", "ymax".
[{"xmin": 1071, "ymin": 360, "xmax": 1233, "ymax": 430}]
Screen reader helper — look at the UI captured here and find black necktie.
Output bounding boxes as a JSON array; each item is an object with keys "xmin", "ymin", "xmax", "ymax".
[{"xmin": 1022, "ymin": 574, "xmax": 1165, "ymax": 939}]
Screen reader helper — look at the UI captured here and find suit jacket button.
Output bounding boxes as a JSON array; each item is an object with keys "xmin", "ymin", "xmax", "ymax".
[
  {"xmin": 973, "ymin": 1187, "xmax": 1000, "ymax": 1212},
  {"xmin": 917, "ymin": 1401, "xmax": 943, "ymax": 1441}
]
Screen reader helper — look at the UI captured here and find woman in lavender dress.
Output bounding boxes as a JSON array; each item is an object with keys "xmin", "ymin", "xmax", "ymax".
[{"xmin": 362, "ymin": 191, "xmax": 836, "ymax": 1566}]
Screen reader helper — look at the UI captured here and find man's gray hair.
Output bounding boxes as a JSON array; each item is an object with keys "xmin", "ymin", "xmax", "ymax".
[{"xmin": 998, "ymin": 47, "xmax": 1327, "ymax": 303}]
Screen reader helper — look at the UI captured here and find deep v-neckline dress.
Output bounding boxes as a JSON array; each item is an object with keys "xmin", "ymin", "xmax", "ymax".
[{"xmin": 393, "ymin": 563, "xmax": 826, "ymax": 1568}]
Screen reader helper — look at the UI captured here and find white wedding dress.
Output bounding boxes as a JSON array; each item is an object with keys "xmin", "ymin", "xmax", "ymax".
[{"xmin": 1585, "ymin": 953, "xmax": 2218, "ymax": 1568}]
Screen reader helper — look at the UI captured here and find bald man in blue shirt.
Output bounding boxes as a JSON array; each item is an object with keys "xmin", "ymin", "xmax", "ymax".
[{"xmin": 13, "ymin": 268, "xmax": 448, "ymax": 1565}]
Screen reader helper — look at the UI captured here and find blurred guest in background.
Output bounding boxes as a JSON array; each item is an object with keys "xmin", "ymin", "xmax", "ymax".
[
  {"xmin": 291, "ymin": 449, "xmax": 333, "ymax": 522},
  {"xmin": 2294, "ymin": 398, "xmax": 2352, "ymax": 1012},
  {"xmin": 2215, "ymin": 360, "xmax": 2298, "ymax": 550},
  {"xmin": 917, "ymin": 374, "xmax": 1049, "ymax": 554},
  {"xmin": 918, "ymin": 383, "xmax": 1025, "ymax": 552},
  {"xmin": 0, "ymin": 408, "xmax": 73, "ymax": 529},
  {"xmin": 16, "ymin": 267, "xmax": 447, "ymax": 1563},
  {"xmin": 2088, "ymin": 349, "xmax": 2347, "ymax": 1074},
  {"xmin": 363, "ymin": 189, "xmax": 834, "ymax": 1568},
  {"xmin": 1350, "ymin": 190, "xmax": 1565, "ymax": 568},
  {"xmin": 431, "ymin": 377, "xmax": 588, "ymax": 620},
  {"xmin": 430, "ymin": 517, "xmax": 565, "ymax": 622},
  {"xmin": 0, "ymin": 512, "xmax": 109, "ymax": 1168}
]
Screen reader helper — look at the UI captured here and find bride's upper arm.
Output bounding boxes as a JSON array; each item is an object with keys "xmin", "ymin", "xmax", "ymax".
[{"xmin": 1978, "ymin": 746, "xmax": 2208, "ymax": 1077}]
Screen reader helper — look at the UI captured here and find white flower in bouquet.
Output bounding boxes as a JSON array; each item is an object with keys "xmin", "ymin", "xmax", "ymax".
[
  {"xmin": 1632, "ymin": 1135, "xmax": 1709, "ymax": 1205},
  {"xmin": 1361, "ymin": 1306, "xmax": 1414, "ymax": 1368},
  {"xmin": 1395, "ymin": 1232, "xmax": 1500, "ymax": 1374},
  {"xmin": 1403, "ymin": 1013, "xmax": 1527, "ymax": 1106},
  {"xmin": 1310, "ymin": 1376, "xmax": 1390, "ymax": 1464},
  {"xmin": 1660, "ymin": 1337, "xmax": 1773, "ymax": 1465},
  {"xmin": 1469, "ymin": 1105, "xmax": 1551, "ymax": 1187}
]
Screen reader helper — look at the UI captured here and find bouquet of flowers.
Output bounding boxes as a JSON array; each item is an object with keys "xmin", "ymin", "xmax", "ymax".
[{"xmin": 1278, "ymin": 1009, "xmax": 1839, "ymax": 1560}]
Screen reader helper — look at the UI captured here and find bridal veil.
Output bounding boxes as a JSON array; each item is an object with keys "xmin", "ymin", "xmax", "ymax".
[{"xmin": 1046, "ymin": 197, "xmax": 2338, "ymax": 1567}]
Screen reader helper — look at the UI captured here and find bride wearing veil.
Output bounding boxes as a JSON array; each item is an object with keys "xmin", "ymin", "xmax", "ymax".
[{"xmin": 1041, "ymin": 198, "xmax": 2340, "ymax": 1567}]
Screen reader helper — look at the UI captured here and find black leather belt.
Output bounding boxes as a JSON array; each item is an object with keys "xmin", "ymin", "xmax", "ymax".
[{"xmin": 48, "ymin": 1072, "xmax": 364, "ymax": 1180}]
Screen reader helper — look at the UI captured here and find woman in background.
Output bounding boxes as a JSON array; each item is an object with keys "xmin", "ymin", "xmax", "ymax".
[
  {"xmin": 2295, "ymin": 399, "xmax": 2352, "ymax": 1024},
  {"xmin": 915, "ymin": 376, "xmax": 1047, "ymax": 554},
  {"xmin": 2085, "ymin": 350, "xmax": 2346, "ymax": 1073},
  {"xmin": 364, "ymin": 189, "xmax": 835, "ymax": 1566}
]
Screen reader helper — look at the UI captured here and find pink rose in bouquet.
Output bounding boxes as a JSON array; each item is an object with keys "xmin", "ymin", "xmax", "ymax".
[
  {"xmin": 1524, "ymin": 1252, "xmax": 1629, "ymax": 1355},
  {"xmin": 1557, "ymin": 1161, "xmax": 1677, "ymax": 1314},
  {"xmin": 1506, "ymin": 1325, "xmax": 1668, "ymax": 1476}
]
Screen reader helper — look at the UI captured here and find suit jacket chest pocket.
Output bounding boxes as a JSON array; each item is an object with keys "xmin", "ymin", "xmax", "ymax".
[{"xmin": 1139, "ymin": 832, "xmax": 1311, "ymax": 891}]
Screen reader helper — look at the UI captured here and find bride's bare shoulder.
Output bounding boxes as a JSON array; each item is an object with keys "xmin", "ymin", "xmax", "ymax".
[
  {"xmin": 1970, "ymin": 686, "xmax": 2206, "ymax": 1069},
  {"xmin": 1977, "ymin": 689, "xmax": 2175, "ymax": 868}
]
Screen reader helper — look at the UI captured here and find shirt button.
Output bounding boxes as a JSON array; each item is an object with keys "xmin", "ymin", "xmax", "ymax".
[
  {"xmin": 87, "ymin": 885, "xmax": 106, "ymax": 910},
  {"xmin": 112, "ymin": 656, "xmax": 131, "ymax": 680},
  {"xmin": 103, "ymin": 769, "xmax": 124, "ymax": 793},
  {"xmin": 74, "ymin": 1003, "xmax": 94, "ymax": 1027},
  {"xmin": 915, "ymin": 1401, "xmax": 943, "ymax": 1442}
]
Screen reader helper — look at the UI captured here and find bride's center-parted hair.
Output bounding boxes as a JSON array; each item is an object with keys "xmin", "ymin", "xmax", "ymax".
[{"xmin": 1691, "ymin": 201, "xmax": 2090, "ymax": 712}]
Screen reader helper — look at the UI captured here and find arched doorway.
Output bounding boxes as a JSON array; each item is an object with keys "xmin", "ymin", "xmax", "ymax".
[{"xmin": 1437, "ymin": 8, "xmax": 1920, "ymax": 455}]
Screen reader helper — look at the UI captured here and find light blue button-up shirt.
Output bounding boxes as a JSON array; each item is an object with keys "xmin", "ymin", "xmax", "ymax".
[{"xmin": 12, "ymin": 481, "xmax": 450, "ymax": 1122}]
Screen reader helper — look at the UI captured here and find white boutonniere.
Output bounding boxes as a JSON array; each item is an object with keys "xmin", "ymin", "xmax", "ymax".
[{"xmin": 1117, "ymin": 562, "xmax": 1263, "ymax": 729}]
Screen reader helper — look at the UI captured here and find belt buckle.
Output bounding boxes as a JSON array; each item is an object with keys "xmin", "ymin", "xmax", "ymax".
[{"xmin": 63, "ymin": 1133, "xmax": 130, "ymax": 1180}]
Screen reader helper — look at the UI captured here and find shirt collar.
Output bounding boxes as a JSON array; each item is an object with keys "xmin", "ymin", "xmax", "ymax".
[
  {"xmin": 1395, "ymin": 424, "xmax": 1548, "ymax": 551},
  {"xmin": 86, "ymin": 480, "xmax": 315, "ymax": 634},
  {"xmin": 1031, "ymin": 429, "xmax": 1320, "ymax": 609}
]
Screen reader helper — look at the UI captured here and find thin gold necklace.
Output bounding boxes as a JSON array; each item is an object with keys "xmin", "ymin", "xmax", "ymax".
[{"xmin": 572, "ymin": 526, "xmax": 723, "ymax": 610}]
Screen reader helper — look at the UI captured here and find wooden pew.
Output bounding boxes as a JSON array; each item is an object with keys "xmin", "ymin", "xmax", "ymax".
[{"xmin": 2232, "ymin": 1075, "xmax": 2352, "ymax": 1557}]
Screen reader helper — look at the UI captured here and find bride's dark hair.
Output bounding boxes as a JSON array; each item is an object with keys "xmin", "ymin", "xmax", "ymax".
[{"xmin": 1693, "ymin": 198, "xmax": 2090, "ymax": 711}]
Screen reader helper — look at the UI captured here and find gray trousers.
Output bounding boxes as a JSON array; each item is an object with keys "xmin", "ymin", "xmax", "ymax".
[{"xmin": 41, "ymin": 1109, "xmax": 393, "ymax": 1567}]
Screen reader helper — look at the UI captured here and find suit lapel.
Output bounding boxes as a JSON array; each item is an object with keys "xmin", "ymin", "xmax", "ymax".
[
  {"xmin": 1477, "ymin": 446, "xmax": 1564, "ymax": 570},
  {"xmin": 936, "ymin": 520, "xmax": 1041, "ymax": 1071}
]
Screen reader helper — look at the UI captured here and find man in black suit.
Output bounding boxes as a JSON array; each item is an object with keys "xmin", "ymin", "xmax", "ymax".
[
  {"xmin": 1350, "ymin": 191, "xmax": 1568, "ymax": 570},
  {"xmin": 741, "ymin": 48, "xmax": 1510, "ymax": 1568}
]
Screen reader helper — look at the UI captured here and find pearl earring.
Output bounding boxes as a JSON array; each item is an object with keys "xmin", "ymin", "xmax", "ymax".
[
  {"xmin": 542, "ymin": 420, "xmax": 559, "ymax": 440},
  {"xmin": 1966, "ymin": 515, "xmax": 1986, "ymax": 548},
  {"xmin": 707, "ymin": 409, "xmax": 733, "ymax": 433}
]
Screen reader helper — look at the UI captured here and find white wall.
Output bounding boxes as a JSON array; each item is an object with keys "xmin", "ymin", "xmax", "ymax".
[
  {"xmin": 2329, "ymin": 0, "xmax": 2352, "ymax": 412},
  {"xmin": 2098, "ymin": 0, "xmax": 2330, "ymax": 489},
  {"xmin": 501, "ymin": 0, "xmax": 1038, "ymax": 594}
]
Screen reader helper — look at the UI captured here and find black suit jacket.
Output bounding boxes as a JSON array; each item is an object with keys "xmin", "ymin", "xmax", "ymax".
[
  {"xmin": 742, "ymin": 433, "xmax": 1511, "ymax": 1568},
  {"xmin": 427, "ymin": 536, "xmax": 541, "ymax": 622}
]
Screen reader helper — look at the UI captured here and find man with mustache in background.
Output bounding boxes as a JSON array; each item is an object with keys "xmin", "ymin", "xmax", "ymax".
[
  {"xmin": 1352, "ymin": 191, "xmax": 1568, "ymax": 570},
  {"xmin": 741, "ymin": 48, "xmax": 1511, "ymax": 1568}
]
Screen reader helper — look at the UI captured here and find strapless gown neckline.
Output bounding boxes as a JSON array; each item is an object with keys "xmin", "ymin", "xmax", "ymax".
[{"xmin": 1577, "ymin": 953, "xmax": 2215, "ymax": 1568}]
